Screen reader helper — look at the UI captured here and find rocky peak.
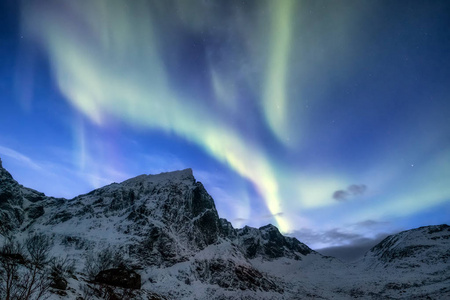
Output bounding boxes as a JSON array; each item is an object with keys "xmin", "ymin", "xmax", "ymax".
[
  {"xmin": 235, "ymin": 224, "xmax": 312, "ymax": 260},
  {"xmin": 0, "ymin": 158, "xmax": 15, "ymax": 184},
  {"xmin": 24, "ymin": 166, "xmax": 224, "ymax": 266},
  {"xmin": 121, "ymin": 168, "xmax": 195, "ymax": 187}
]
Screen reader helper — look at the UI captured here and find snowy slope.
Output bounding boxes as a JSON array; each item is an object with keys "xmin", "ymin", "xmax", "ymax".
[
  {"xmin": 352, "ymin": 224, "xmax": 450, "ymax": 299},
  {"xmin": 1, "ymin": 157, "xmax": 449, "ymax": 299}
]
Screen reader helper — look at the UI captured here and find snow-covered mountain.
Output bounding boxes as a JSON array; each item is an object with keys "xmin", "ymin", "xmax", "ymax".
[{"xmin": 0, "ymin": 157, "xmax": 449, "ymax": 299}]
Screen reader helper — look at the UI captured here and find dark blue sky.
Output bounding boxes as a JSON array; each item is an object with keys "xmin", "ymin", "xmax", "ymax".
[{"xmin": 1, "ymin": 0, "xmax": 449, "ymax": 249}]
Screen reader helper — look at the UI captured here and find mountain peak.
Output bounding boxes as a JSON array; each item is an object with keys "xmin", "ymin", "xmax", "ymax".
[
  {"xmin": 158, "ymin": 167, "xmax": 194, "ymax": 179},
  {"xmin": 121, "ymin": 168, "xmax": 195, "ymax": 186},
  {"xmin": 259, "ymin": 224, "xmax": 279, "ymax": 231}
]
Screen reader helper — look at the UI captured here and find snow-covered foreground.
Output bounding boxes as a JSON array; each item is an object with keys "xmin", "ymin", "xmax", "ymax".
[{"xmin": 1, "ymin": 158, "xmax": 449, "ymax": 299}]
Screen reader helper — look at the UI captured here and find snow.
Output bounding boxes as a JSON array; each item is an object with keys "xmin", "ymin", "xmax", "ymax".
[{"xmin": 1, "ymin": 162, "xmax": 449, "ymax": 299}]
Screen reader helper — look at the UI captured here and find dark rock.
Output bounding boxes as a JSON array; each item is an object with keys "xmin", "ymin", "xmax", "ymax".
[
  {"xmin": 194, "ymin": 258, "xmax": 282, "ymax": 293},
  {"xmin": 147, "ymin": 292, "xmax": 169, "ymax": 300},
  {"xmin": 234, "ymin": 265, "xmax": 281, "ymax": 292},
  {"xmin": 0, "ymin": 189, "xmax": 13, "ymax": 205},
  {"xmin": 260, "ymin": 224, "xmax": 312, "ymax": 257},
  {"xmin": 428, "ymin": 224, "xmax": 450, "ymax": 234},
  {"xmin": 47, "ymin": 211, "xmax": 73, "ymax": 224},
  {"xmin": 52, "ymin": 289, "xmax": 67, "ymax": 296},
  {"xmin": 95, "ymin": 268, "xmax": 141, "ymax": 289},
  {"xmin": 236, "ymin": 224, "xmax": 311, "ymax": 260},
  {"xmin": 61, "ymin": 235, "xmax": 88, "ymax": 249},
  {"xmin": 23, "ymin": 188, "xmax": 46, "ymax": 202},
  {"xmin": 219, "ymin": 218, "xmax": 237, "ymax": 238},
  {"xmin": 27, "ymin": 205, "xmax": 45, "ymax": 219},
  {"xmin": 51, "ymin": 276, "xmax": 68, "ymax": 290},
  {"xmin": 191, "ymin": 183, "xmax": 214, "ymax": 216},
  {"xmin": 193, "ymin": 209, "xmax": 220, "ymax": 246}
]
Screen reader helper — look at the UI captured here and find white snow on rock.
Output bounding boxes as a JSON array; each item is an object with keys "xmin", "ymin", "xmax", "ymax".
[{"xmin": 0, "ymin": 160, "xmax": 449, "ymax": 299}]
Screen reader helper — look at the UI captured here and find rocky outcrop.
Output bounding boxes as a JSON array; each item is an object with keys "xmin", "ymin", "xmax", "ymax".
[
  {"xmin": 235, "ymin": 224, "xmax": 312, "ymax": 260},
  {"xmin": 50, "ymin": 276, "xmax": 68, "ymax": 290}
]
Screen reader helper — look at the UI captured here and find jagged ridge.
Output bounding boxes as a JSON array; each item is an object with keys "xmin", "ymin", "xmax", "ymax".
[{"xmin": 0, "ymin": 158, "xmax": 449, "ymax": 299}]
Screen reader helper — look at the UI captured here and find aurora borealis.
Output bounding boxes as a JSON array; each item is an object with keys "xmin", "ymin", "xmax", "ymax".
[{"xmin": 1, "ymin": 0, "xmax": 449, "ymax": 255}]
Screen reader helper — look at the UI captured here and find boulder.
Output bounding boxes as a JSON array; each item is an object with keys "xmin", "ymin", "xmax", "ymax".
[
  {"xmin": 50, "ymin": 276, "xmax": 68, "ymax": 290},
  {"xmin": 94, "ymin": 268, "xmax": 141, "ymax": 289}
]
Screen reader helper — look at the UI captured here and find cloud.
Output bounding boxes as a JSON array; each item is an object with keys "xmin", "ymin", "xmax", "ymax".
[
  {"xmin": 333, "ymin": 184, "xmax": 367, "ymax": 201},
  {"xmin": 234, "ymin": 218, "xmax": 248, "ymax": 222},
  {"xmin": 294, "ymin": 228, "xmax": 362, "ymax": 247},
  {"xmin": 348, "ymin": 184, "xmax": 367, "ymax": 195},
  {"xmin": 316, "ymin": 234, "xmax": 388, "ymax": 262},
  {"xmin": 291, "ymin": 219, "xmax": 392, "ymax": 249},
  {"xmin": 333, "ymin": 190, "xmax": 349, "ymax": 201},
  {"xmin": 0, "ymin": 145, "xmax": 42, "ymax": 171},
  {"xmin": 312, "ymin": 219, "xmax": 393, "ymax": 262},
  {"xmin": 352, "ymin": 219, "xmax": 389, "ymax": 228}
]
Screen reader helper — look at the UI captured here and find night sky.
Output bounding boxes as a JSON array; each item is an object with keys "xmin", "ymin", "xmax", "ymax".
[{"xmin": 1, "ymin": 0, "xmax": 449, "ymax": 258}]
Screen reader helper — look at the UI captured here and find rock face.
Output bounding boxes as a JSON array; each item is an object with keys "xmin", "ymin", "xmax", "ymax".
[
  {"xmin": 0, "ymin": 158, "xmax": 61, "ymax": 234},
  {"xmin": 0, "ymin": 158, "xmax": 25, "ymax": 232},
  {"xmin": 0, "ymin": 158, "xmax": 449, "ymax": 299},
  {"xmin": 234, "ymin": 224, "xmax": 311, "ymax": 259}
]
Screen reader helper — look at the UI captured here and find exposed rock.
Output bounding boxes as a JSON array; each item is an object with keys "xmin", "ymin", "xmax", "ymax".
[
  {"xmin": 0, "ymin": 162, "xmax": 25, "ymax": 233},
  {"xmin": 95, "ymin": 268, "xmax": 141, "ymax": 289},
  {"xmin": 51, "ymin": 276, "xmax": 68, "ymax": 290},
  {"xmin": 22, "ymin": 187, "xmax": 46, "ymax": 203},
  {"xmin": 147, "ymin": 292, "xmax": 169, "ymax": 300},
  {"xmin": 193, "ymin": 258, "xmax": 282, "ymax": 293},
  {"xmin": 27, "ymin": 204, "xmax": 45, "ymax": 219},
  {"xmin": 235, "ymin": 224, "xmax": 311, "ymax": 260}
]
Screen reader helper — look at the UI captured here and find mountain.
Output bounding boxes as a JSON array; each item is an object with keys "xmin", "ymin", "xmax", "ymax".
[
  {"xmin": 355, "ymin": 224, "xmax": 450, "ymax": 299},
  {"xmin": 0, "ymin": 157, "xmax": 449, "ymax": 299}
]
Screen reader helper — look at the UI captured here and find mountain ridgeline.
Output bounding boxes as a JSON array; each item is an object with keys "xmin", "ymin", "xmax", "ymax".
[{"xmin": 0, "ymin": 157, "xmax": 449, "ymax": 299}]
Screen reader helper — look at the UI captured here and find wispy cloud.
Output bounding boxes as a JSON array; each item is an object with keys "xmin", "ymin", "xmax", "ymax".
[
  {"xmin": 234, "ymin": 218, "xmax": 247, "ymax": 222},
  {"xmin": 0, "ymin": 145, "xmax": 42, "ymax": 170},
  {"xmin": 291, "ymin": 219, "xmax": 393, "ymax": 250},
  {"xmin": 316, "ymin": 234, "xmax": 388, "ymax": 262},
  {"xmin": 294, "ymin": 228, "xmax": 362, "ymax": 247}
]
